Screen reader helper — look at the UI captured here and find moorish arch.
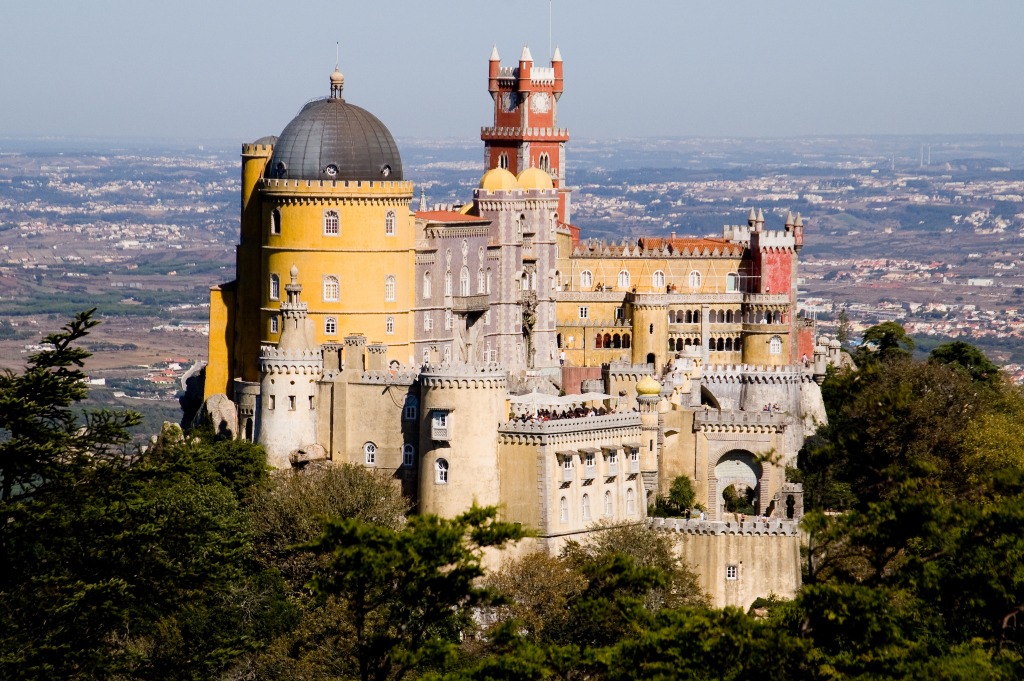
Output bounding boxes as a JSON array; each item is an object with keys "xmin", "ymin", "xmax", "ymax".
[{"xmin": 713, "ymin": 449, "xmax": 763, "ymax": 517}]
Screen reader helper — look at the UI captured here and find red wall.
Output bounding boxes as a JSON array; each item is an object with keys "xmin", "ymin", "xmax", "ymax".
[
  {"xmin": 561, "ymin": 366, "xmax": 602, "ymax": 395},
  {"xmin": 797, "ymin": 325, "xmax": 815, "ymax": 364},
  {"xmin": 761, "ymin": 250, "xmax": 792, "ymax": 294}
]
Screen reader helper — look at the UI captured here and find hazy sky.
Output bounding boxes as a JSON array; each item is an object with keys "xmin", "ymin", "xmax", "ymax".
[{"xmin": 2, "ymin": 1, "xmax": 1022, "ymax": 143}]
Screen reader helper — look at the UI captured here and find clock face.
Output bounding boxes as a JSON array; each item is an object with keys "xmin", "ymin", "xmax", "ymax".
[
  {"xmin": 501, "ymin": 92, "xmax": 519, "ymax": 113},
  {"xmin": 530, "ymin": 92, "xmax": 551, "ymax": 114}
]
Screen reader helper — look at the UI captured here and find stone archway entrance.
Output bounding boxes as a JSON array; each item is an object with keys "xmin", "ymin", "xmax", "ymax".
[{"xmin": 714, "ymin": 450, "xmax": 762, "ymax": 517}]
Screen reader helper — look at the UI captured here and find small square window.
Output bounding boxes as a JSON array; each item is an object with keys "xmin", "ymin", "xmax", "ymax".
[
  {"xmin": 726, "ymin": 564, "xmax": 738, "ymax": 581},
  {"xmin": 579, "ymin": 306, "xmax": 588, "ymax": 319}
]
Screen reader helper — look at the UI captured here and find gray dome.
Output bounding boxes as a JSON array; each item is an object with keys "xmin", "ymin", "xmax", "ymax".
[{"xmin": 268, "ymin": 97, "xmax": 403, "ymax": 182}]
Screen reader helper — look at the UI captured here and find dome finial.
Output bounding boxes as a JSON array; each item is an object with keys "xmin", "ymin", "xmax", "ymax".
[{"xmin": 330, "ymin": 44, "xmax": 345, "ymax": 99}]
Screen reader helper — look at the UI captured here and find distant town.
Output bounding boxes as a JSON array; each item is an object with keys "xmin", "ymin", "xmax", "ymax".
[{"xmin": 2, "ymin": 134, "xmax": 1024, "ymax": 413}]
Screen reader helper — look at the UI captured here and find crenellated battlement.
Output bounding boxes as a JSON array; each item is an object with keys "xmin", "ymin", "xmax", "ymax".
[
  {"xmin": 359, "ymin": 369, "xmax": 419, "ymax": 386},
  {"xmin": 259, "ymin": 178, "xmax": 413, "ymax": 196},
  {"xmin": 241, "ymin": 143, "xmax": 274, "ymax": 156},
  {"xmin": 420, "ymin": 362, "xmax": 508, "ymax": 389},
  {"xmin": 481, "ymin": 126, "xmax": 570, "ymax": 139},
  {"xmin": 703, "ymin": 364, "xmax": 808, "ymax": 385},
  {"xmin": 649, "ymin": 516, "xmax": 800, "ymax": 536},
  {"xmin": 571, "ymin": 238, "xmax": 743, "ymax": 259},
  {"xmin": 694, "ymin": 409, "xmax": 790, "ymax": 433}
]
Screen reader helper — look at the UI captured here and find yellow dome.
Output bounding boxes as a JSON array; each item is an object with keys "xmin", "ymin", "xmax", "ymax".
[
  {"xmin": 517, "ymin": 166, "xmax": 554, "ymax": 190},
  {"xmin": 479, "ymin": 167, "xmax": 519, "ymax": 191},
  {"xmin": 636, "ymin": 375, "xmax": 661, "ymax": 396}
]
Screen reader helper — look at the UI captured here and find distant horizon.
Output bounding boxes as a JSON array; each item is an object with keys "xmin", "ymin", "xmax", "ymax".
[{"xmin": 2, "ymin": 1, "xmax": 1023, "ymax": 141}]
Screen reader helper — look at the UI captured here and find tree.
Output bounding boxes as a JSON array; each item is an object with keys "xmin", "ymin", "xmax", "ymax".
[
  {"xmin": 0, "ymin": 309, "xmax": 140, "ymax": 502},
  {"xmin": 929, "ymin": 340, "xmax": 1001, "ymax": 385},
  {"xmin": 836, "ymin": 306, "xmax": 852, "ymax": 347},
  {"xmin": 305, "ymin": 505, "xmax": 525, "ymax": 681},
  {"xmin": 856, "ymin": 321, "xmax": 914, "ymax": 364}
]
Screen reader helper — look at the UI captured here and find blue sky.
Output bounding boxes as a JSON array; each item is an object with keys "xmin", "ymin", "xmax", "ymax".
[{"xmin": 2, "ymin": 1, "xmax": 1022, "ymax": 143}]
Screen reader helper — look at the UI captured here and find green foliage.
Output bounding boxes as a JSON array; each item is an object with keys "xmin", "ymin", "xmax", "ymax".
[
  {"xmin": 930, "ymin": 340, "xmax": 1001, "ymax": 385},
  {"xmin": 721, "ymin": 483, "xmax": 755, "ymax": 514},
  {"xmin": 651, "ymin": 474, "xmax": 697, "ymax": 517},
  {"xmin": 856, "ymin": 320, "xmax": 914, "ymax": 364},
  {"xmin": 305, "ymin": 505, "xmax": 525, "ymax": 681}
]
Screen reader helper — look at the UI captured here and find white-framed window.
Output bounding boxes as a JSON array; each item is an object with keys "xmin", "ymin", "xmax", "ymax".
[
  {"xmin": 486, "ymin": 268, "xmax": 492, "ymax": 294},
  {"xmin": 770, "ymin": 335, "xmax": 783, "ymax": 355},
  {"xmin": 385, "ymin": 210, "xmax": 396, "ymax": 236},
  {"xmin": 386, "ymin": 316, "xmax": 395, "ymax": 335},
  {"xmin": 270, "ymin": 208, "xmax": 281, "ymax": 235},
  {"xmin": 477, "ymin": 268, "xmax": 486, "ymax": 294},
  {"xmin": 460, "ymin": 266, "xmax": 470, "ymax": 296},
  {"xmin": 484, "ymin": 310, "xmax": 491, "ymax": 325},
  {"xmin": 726, "ymin": 272, "xmax": 739, "ymax": 292},
  {"xmin": 424, "ymin": 313, "xmax": 433, "ymax": 332},
  {"xmin": 562, "ymin": 456, "xmax": 574, "ymax": 472},
  {"xmin": 559, "ymin": 496, "xmax": 569, "ymax": 524},
  {"xmin": 626, "ymin": 487, "xmax": 636, "ymax": 516},
  {"xmin": 580, "ymin": 270, "xmax": 593, "ymax": 289},
  {"xmin": 443, "ymin": 346, "xmax": 451, "ymax": 363},
  {"xmin": 579, "ymin": 306, "xmax": 588, "ymax": 319},
  {"xmin": 608, "ymin": 450, "xmax": 618, "ymax": 464},
  {"xmin": 323, "ymin": 275, "xmax": 340, "ymax": 302},
  {"xmin": 402, "ymin": 444, "xmax": 415, "ymax": 467},
  {"xmin": 652, "ymin": 270, "xmax": 665, "ymax": 289},
  {"xmin": 325, "ymin": 317, "xmax": 337, "ymax": 335},
  {"xmin": 585, "ymin": 452, "xmax": 596, "ymax": 468},
  {"xmin": 444, "ymin": 271, "xmax": 453, "ymax": 297},
  {"xmin": 270, "ymin": 315, "xmax": 279, "ymax": 334},
  {"xmin": 435, "ymin": 458, "xmax": 449, "ymax": 484},
  {"xmin": 618, "ymin": 270, "xmax": 631, "ymax": 289},
  {"xmin": 538, "ymin": 152, "xmax": 550, "ymax": 171},
  {"xmin": 689, "ymin": 270, "xmax": 702, "ymax": 290},
  {"xmin": 604, "ymin": 490, "xmax": 613, "ymax": 518},
  {"xmin": 498, "ymin": 152, "xmax": 508, "ymax": 170},
  {"xmin": 423, "ymin": 271, "xmax": 432, "ymax": 299},
  {"xmin": 582, "ymin": 493, "xmax": 591, "ymax": 521},
  {"xmin": 445, "ymin": 309, "xmax": 452, "ymax": 330},
  {"xmin": 422, "ymin": 348, "xmax": 430, "ymax": 364},
  {"xmin": 324, "ymin": 210, "xmax": 340, "ymax": 236},
  {"xmin": 403, "ymin": 395, "xmax": 418, "ymax": 420},
  {"xmin": 363, "ymin": 442, "xmax": 377, "ymax": 465},
  {"xmin": 270, "ymin": 274, "xmax": 280, "ymax": 301},
  {"xmin": 630, "ymin": 448, "xmax": 639, "ymax": 463},
  {"xmin": 384, "ymin": 275, "xmax": 396, "ymax": 302},
  {"xmin": 726, "ymin": 564, "xmax": 738, "ymax": 581}
]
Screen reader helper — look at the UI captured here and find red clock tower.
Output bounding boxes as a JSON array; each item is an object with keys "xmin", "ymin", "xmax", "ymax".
[{"xmin": 483, "ymin": 45, "xmax": 572, "ymax": 226}]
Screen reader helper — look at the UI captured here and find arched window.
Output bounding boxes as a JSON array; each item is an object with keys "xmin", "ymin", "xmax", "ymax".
[
  {"xmin": 770, "ymin": 335, "xmax": 783, "ymax": 355},
  {"xmin": 603, "ymin": 333, "xmax": 612, "ymax": 348},
  {"xmin": 459, "ymin": 266, "xmax": 470, "ymax": 296},
  {"xmin": 498, "ymin": 152, "xmax": 508, "ymax": 170},
  {"xmin": 689, "ymin": 270, "xmax": 702, "ymax": 290},
  {"xmin": 626, "ymin": 488, "xmax": 636, "ymax": 515},
  {"xmin": 323, "ymin": 210, "xmax": 340, "ymax": 236},
  {"xmin": 477, "ymin": 268, "xmax": 485, "ymax": 294},
  {"xmin": 726, "ymin": 272, "xmax": 739, "ymax": 292},
  {"xmin": 435, "ymin": 458, "xmax": 449, "ymax": 484},
  {"xmin": 323, "ymin": 275, "xmax": 339, "ymax": 302},
  {"xmin": 269, "ymin": 274, "xmax": 280, "ymax": 301},
  {"xmin": 652, "ymin": 270, "xmax": 665, "ymax": 289},
  {"xmin": 444, "ymin": 271, "xmax": 453, "ymax": 297},
  {"xmin": 538, "ymin": 153, "xmax": 550, "ymax": 171},
  {"xmin": 270, "ymin": 208, "xmax": 281, "ymax": 235},
  {"xmin": 725, "ymin": 337, "xmax": 733, "ymax": 351},
  {"xmin": 580, "ymin": 270, "xmax": 593, "ymax": 289},
  {"xmin": 402, "ymin": 444, "xmax": 415, "ymax": 467},
  {"xmin": 618, "ymin": 270, "xmax": 631, "ymax": 289},
  {"xmin": 363, "ymin": 442, "xmax": 377, "ymax": 465},
  {"xmin": 726, "ymin": 310, "xmax": 733, "ymax": 324},
  {"xmin": 623, "ymin": 334, "xmax": 631, "ymax": 349},
  {"xmin": 403, "ymin": 395, "xmax": 418, "ymax": 420},
  {"xmin": 423, "ymin": 271, "xmax": 432, "ymax": 299},
  {"xmin": 422, "ymin": 347, "xmax": 430, "ymax": 365},
  {"xmin": 324, "ymin": 317, "xmax": 337, "ymax": 335},
  {"xmin": 612, "ymin": 334, "xmax": 621, "ymax": 349},
  {"xmin": 386, "ymin": 316, "xmax": 395, "ymax": 335},
  {"xmin": 595, "ymin": 334, "xmax": 603, "ymax": 349},
  {"xmin": 385, "ymin": 210, "xmax": 396, "ymax": 236},
  {"xmin": 604, "ymin": 490, "xmax": 613, "ymax": 518},
  {"xmin": 582, "ymin": 493, "xmax": 591, "ymax": 521},
  {"xmin": 486, "ymin": 268, "xmax": 492, "ymax": 294},
  {"xmin": 384, "ymin": 275, "xmax": 396, "ymax": 302},
  {"xmin": 559, "ymin": 496, "xmax": 569, "ymax": 524},
  {"xmin": 443, "ymin": 346, "xmax": 451, "ymax": 363},
  {"xmin": 709, "ymin": 310, "xmax": 718, "ymax": 324}
]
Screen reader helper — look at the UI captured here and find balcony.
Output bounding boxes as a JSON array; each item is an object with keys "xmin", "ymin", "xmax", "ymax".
[
  {"xmin": 561, "ymin": 465, "xmax": 574, "ymax": 483},
  {"xmin": 583, "ymin": 465, "xmax": 596, "ymax": 481},
  {"xmin": 431, "ymin": 426, "xmax": 450, "ymax": 441},
  {"xmin": 629, "ymin": 458, "xmax": 640, "ymax": 474},
  {"xmin": 452, "ymin": 294, "xmax": 489, "ymax": 314},
  {"xmin": 607, "ymin": 460, "xmax": 619, "ymax": 476}
]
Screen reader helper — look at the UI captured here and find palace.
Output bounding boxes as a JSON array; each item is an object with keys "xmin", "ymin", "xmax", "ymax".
[{"xmin": 202, "ymin": 47, "xmax": 838, "ymax": 607}]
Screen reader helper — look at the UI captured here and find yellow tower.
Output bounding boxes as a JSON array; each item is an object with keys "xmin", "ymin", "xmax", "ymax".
[{"xmin": 206, "ymin": 67, "xmax": 415, "ymax": 400}]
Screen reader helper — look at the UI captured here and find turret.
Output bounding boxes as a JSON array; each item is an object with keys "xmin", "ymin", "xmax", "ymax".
[
  {"xmin": 257, "ymin": 266, "xmax": 323, "ymax": 468},
  {"xmin": 636, "ymin": 375, "xmax": 662, "ymax": 499},
  {"xmin": 488, "ymin": 45, "xmax": 500, "ymax": 94},
  {"xmin": 518, "ymin": 44, "xmax": 533, "ymax": 89},
  {"xmin": 552, "ymin": 46, "xmax": 564, "ymax": 99}
]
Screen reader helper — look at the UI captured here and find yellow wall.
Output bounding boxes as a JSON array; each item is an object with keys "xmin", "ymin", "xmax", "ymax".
[{"xmin": 205, "ymin": 284, "xmax": 234, "ymax": 399}]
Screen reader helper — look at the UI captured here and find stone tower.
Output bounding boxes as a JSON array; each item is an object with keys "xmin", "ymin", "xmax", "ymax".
[{"xmin": 257, "ymin": 266, "xmax": 323, "ymax": 468}]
